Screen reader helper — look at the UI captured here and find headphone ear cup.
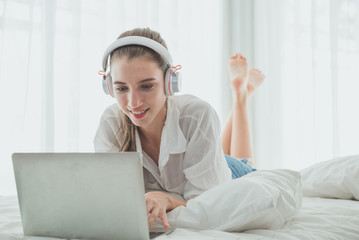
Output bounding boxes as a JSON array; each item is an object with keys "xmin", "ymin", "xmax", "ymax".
[
  {"xmin": 103, "ymin": 74, "xmax": 114, "ymax": 97},
  {"xmin": 173, "ymin": 71, "xmax": 182, "ymax": 93},
  {"xmin": 108, "ymin": 74, "xmax": 114, "ymax": 97},
  {"xmin": 164, "ymin": 68, "xmax": 182, "ymax": 96},
  {"xmin": 102, "ymin": 75, "xmax": 109, "ymax": 95},
  {"xmin": 164, "ymin": 68, "xmax": 172, "ymax": 96}
]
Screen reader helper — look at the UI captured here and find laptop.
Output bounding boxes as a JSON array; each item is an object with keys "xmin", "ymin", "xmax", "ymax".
[{"xmin": 12, "ymin": 152, "xmax": 174, "ymax": 240}]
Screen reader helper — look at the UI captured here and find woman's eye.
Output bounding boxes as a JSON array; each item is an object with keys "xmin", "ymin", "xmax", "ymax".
[
  {"xmin": 116, "ymin": 87, "xmax": 128, "ymax": 92},
  {"xmin": 142, "ymin": 84, "xmax": 153, "ymax": 90}
]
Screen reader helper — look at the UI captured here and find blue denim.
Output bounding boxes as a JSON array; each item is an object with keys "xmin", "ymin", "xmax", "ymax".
[{"xmin": 225, "ymin": 154, "xmax": 257, "ymax": 179}]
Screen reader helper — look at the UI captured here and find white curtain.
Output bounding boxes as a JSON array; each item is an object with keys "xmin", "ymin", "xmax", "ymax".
[
  {"xmin": 0, "ymin": 0, "xmax": 225, "ymax": 195},
  {"xmin": 1, "ymin": 0, "xmax": 358, "ymax": 196},
  {"xmin": 249, "ymin": 0, "xmax": 359, "ymax": 170}
]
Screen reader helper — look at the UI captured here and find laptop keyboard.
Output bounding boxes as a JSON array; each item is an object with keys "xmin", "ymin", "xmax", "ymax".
[
  {"xmin": 150, "ymin": 229, "xmax": 174, "ymax": 239},
  {"xmin": 150, "ymin": 232, "xmax": 164, "ymax": 239}
]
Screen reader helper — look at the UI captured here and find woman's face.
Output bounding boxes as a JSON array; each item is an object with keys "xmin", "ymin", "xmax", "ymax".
[{"xmin": 110, "ymin": 56, "xmax": 167, "ymax": 129}]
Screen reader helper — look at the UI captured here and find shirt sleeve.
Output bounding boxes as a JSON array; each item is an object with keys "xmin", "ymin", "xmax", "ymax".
[
  {"xmin": 181, "ymin": 102, "xmax": 232, "ymax": 200},
  {"xmin": 93, "ymin": 105, "xmax": 121, "ymax": 152}
]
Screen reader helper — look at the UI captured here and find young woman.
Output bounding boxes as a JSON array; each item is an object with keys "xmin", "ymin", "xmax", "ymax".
[{"xmin": 94, "ymin": 28, "xmax": 265, "ymax": 229}]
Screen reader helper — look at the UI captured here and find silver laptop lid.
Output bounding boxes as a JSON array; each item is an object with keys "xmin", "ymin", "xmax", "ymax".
[{"xmin": 12, "ymin": 152, "xmax": 150, "ymax": 240}]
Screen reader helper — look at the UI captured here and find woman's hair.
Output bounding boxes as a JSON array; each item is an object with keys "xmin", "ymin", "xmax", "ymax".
[{"xmin": 110, "ymin": 27, "xmax": 169, "ymax": 152}]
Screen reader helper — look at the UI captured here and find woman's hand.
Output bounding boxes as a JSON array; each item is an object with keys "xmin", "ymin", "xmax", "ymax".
[
  {"xmin": 145, "ymin": 191, "xmax": 172, "ymax": 229},
  {"xmin": 145, "ymin": 191, "xmax": 187, "ymax": 228}
]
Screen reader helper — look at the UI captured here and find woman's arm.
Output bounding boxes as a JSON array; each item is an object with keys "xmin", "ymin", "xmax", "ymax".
[
  {"xmin": 181, "ymin": 100, "xmax": 232, "ymax": 200},
  {"xmin": 94, "ymin": 104, "xmax": 122, "ymax": 152}
]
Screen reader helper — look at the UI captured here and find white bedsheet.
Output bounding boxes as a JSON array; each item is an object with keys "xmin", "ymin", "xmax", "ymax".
[
  {"xmin": 159, "ymin": 197, "xmax": 359, "ymax": 240},
  {"xmin": 1, "ymin": 195, "xmax": 358, "ymax": 240}
]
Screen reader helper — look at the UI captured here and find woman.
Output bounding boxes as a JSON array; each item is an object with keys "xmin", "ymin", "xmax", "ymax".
[{"xmin": 94, "ymin": 27, "xmax": 265, "ymax": 229}]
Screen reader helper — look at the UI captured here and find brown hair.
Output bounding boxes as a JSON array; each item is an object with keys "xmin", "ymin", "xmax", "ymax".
[{"xmin": 110, "ymin": 27, "xmax": 169, "ymax": 152}]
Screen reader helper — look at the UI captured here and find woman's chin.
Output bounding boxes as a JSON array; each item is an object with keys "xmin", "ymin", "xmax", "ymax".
[{"xmin": 129, "ymin": 116, "xmax": 150, "ymax": 128}]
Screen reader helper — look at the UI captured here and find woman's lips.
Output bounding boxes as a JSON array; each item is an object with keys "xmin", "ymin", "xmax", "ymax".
[{"xmin": 130, "ymin": 108, "xmax": 149, "ymax": 119}]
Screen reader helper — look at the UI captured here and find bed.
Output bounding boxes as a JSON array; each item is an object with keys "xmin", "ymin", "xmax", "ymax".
[{"xmin": 1, "ymin": 155, "xmax": 358, "ymax": 240}]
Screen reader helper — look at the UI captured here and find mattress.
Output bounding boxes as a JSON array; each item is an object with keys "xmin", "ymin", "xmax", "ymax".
[
  {"xmin": 1, "ymin": 195, "xmax": 359, "ymax": 240},
  {"xmin": 1, "ymin": 154, "xmax": 359, "ymax": 239}
]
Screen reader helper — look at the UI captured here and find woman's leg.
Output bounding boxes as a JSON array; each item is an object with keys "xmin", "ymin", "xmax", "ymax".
[
  {"xmin": 221, "ymin": 54, "xmax": 265, "ymax": 166},
  {"xmin": 230, "ymin": 88, "xmax": 252, "ymax": 160},
  {"xmin": 221, "ymin": 112, "xmax": 233, "ymax": 156}
]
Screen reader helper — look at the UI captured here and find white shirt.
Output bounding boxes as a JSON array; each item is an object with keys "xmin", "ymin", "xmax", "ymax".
[{"xmin": 94, "ymin": 94, "xmax": 232, "ymax": 200}]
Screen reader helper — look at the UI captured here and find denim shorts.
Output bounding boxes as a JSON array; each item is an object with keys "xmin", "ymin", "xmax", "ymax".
[{"xmin": 225, "ymin": 154, "xmax": 257, "ymax": 179}]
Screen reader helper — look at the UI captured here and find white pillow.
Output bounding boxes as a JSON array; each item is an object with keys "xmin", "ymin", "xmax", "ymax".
[
  {"xmin": 151, "ymin": 169, "xmax": 302, "ymax": 232},
  {"xmin": 301, "ymin": 154, "xmax": 359, "ymax": 200}
]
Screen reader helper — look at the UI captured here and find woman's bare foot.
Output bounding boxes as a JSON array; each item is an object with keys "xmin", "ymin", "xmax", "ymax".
[
  {"xmin": 247, "ymin": 68, "xmax": 265, "ymax": 96},
  {"xmin": 228, "ymin": 53, "xmax": 248, "ymax": 95}
]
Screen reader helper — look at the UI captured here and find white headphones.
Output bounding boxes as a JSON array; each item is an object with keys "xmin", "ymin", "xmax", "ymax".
[{"xmin": 99, "ymin": 36, "xmax": 182, "ymax": 97}]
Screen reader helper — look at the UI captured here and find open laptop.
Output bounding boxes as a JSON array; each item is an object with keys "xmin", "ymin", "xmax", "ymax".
[{"xmin": 12, "ymin": 152, "xmax": 174, "ymax": 240}]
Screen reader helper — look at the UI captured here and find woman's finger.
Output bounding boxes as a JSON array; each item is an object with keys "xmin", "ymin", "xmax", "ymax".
[
  {"xmin": 158, "ymin": 209, "xmax": 170, "ymax": 228},
  {"xmin": 146, "ymin": 200, "xmax": 154, "ymax": 215},
  {"xmin": 148, "ymin": 206, "xmax": 160, "ymax": 229}
]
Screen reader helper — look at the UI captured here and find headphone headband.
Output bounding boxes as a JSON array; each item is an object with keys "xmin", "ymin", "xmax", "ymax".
[
  {"xmin": 102, "ymin": 36, "xmax": 173, "ymax": 70},
  {"xmin": 100, "ymin": 35, "xmax": 181, "ymax": 97}
]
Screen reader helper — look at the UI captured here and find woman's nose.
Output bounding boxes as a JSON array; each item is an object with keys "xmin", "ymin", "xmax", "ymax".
[{"xmin": 128, "ymin": 90, "xmax": 143, "ymax": 108}]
